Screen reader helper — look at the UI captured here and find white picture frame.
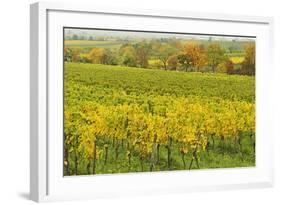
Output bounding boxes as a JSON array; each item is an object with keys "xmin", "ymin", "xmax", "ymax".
[{"xmin": 30, "ymin": 1, "xmax": 274, "ymax": 202}]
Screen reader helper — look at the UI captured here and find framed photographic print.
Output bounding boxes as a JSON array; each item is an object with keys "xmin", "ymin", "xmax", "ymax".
[{"xmin": 30, "ymin": 2, "xmax": 274, "ymax": 202}]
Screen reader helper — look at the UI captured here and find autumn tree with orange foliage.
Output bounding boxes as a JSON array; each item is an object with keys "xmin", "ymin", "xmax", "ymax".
[
  {"xmin": 88, "ymin": 48, "xmax": 107, "ymax": 64},
  {"xmin": 167, "ymin": 54, "xmax": 178, "ymax": 70},
  {"xmin": 183, "ymin": 43, "xmax": 207, "ymax": 72}
]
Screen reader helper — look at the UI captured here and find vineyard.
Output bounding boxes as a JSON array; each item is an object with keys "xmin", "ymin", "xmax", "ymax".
[{"xmin": 64, "ymin": 62, "xmax": 255, "ymax": 175}]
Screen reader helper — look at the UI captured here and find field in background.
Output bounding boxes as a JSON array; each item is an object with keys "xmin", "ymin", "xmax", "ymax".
[
  {"xmin": 65, "ymin": 39, "xmax": 250, "ymax": 51},
  {"xmin": 65, "ymin": 40, "xmax": 124, "ymax": 49}
]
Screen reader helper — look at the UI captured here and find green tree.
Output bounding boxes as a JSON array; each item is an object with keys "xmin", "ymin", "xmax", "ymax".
[
  {"xmin": 157, "ymin": 44, "xmax": 176, "ymax": 70},
  {"xmin": 104, "ymin": 49, "xmax": 118, "ymax": 65},
  {"xmin": 119, "ymin": 44, "xmax": 137, "ymax": 67},
  {"xmin": 206, "ymin": 44, "xmax": 226, "ymax": 72},
  {"xmin": 178, "ymin": 53, "xmax": 192, "ymax": 72}
]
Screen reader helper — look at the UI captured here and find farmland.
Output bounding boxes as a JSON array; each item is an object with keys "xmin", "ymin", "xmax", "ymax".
[
  {"xmin": 63, "ymin": 28, "xmax": 256, "ymax": 176},
  {"xmin": 64, "ymin": 62, "xmax": 255, "ymax": 175},
  {"xmin": 64, "ymin": 40, "xmax": 123, "ymax": 49}
]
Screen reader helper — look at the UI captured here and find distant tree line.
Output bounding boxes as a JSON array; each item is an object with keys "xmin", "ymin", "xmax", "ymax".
[{"xmin": 64, "ymin": 40, "xmax": 255, "ymax": 76}]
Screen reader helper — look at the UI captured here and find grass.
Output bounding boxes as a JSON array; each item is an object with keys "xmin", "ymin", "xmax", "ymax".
[{"xmin": 66, "ymin": 134, "xmax": 255, "ymax": 175}]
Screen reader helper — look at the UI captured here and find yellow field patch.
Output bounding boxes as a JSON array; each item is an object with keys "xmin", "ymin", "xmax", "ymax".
[{"xmin": 230, "ymin": 56, "xmax": 245, "ymax": 64}]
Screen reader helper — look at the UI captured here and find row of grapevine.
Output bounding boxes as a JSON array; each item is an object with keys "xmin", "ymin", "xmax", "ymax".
[{"xmin": 64, "ymin": 96, "xmax": 255, "ymax": 175}]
